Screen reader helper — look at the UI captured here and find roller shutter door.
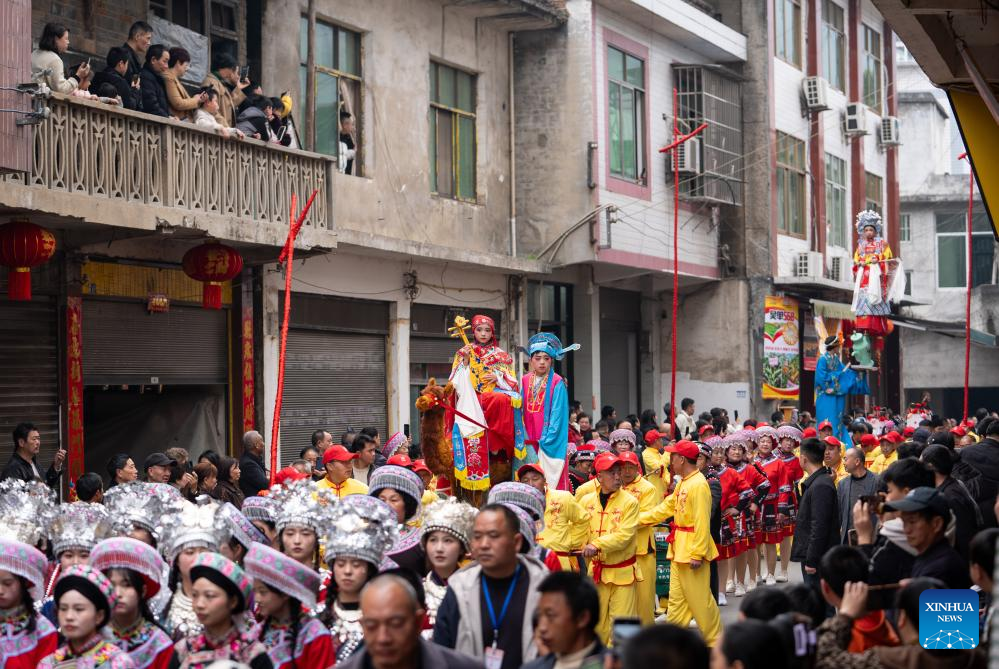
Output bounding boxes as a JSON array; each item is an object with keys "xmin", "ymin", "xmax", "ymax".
[
  {"xmin": 0, "ymin": 297, "xmax": 60, "ymax": 466},
  {"xmin": 280, "ymin": 329, "xmax": 387, "ymax": 467},
  {"xmin": 82, "ymin": 300, "xmax": 228, "ymax": 385},
  {"xmin": 410, "ymin": 336, "xmax": 457, "ymax": 366}
]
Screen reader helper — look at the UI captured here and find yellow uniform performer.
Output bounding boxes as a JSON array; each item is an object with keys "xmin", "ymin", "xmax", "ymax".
[
  {"xmin": 830, "ymin": 461, "xmax": 848, "ymax": 486},
  {"xmin": 537, "ymin": 489, "xmax": 591, "ymax": 571},
  {"xmin": 578, "ymin": 488, "xmax": 640, "ymax": 645},
  {"xmin": 642, "ymin": 448, "xmax": 667, "ymax": 501},
  {"xmin": 315, "ymin": 477, "xmax": 369, "ymax": 498},
  {"xmin": 869, "ymin": 450, "xmax": 897, "ymax": 475},
  {"xmin": 641, "ymin": 469, "xmax": 721, "ymax": 646},
  {"xmin": 574, "ymin": 477, "xmax": 598, "ymax": 501},
  {"xmin": 623, "ymin": 473, "xmax": 659, "ymax": 625}
]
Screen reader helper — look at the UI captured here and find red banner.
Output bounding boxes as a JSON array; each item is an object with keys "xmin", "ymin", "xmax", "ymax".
[
  {"xmin": 241, "ymin": 305, "xmax": 254, "ymax": 433},
  {"xmin": 66, "ymin": 297, "xmax": 84, "ymax": 485}
]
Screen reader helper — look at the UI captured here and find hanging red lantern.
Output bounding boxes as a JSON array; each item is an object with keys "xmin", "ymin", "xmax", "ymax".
[
  {"xmin": 0, "ymin": 220, "xmax": 57, "ymax": 301},
  {"xmin": 182, "ymin": 242, "xmax": 243, "ymax": 309}
]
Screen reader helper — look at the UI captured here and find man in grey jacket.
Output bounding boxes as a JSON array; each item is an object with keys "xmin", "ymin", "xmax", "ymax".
[
  {"xmin": 837, "ymin": 446, "xmax": 880, "ymax": 543},
  {"xmin": 433, "ymin": 504, "xmax": 548, "ymax": 669}
]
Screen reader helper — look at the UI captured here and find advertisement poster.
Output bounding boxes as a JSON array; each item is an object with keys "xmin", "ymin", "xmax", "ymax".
[{"xmin": 762, "ymin": 296, "xmax": 800, "ymax": 400}]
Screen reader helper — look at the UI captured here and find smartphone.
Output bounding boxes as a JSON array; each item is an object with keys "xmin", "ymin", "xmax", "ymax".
[
  {"xmin": 611, "ymin": 617, "xmax": 642, "ymax": 648},
  {"xmin": 866, "ymin": 583, "xmax": 901, "ymax": 610},
  {"xmin": 847, "ymin": 528, "xmax": 858, "ymax": 546},
  {"xmin": 403, "ymin": 423, "xmax": 410, "ymax": 438},
  {"xmin": 859, "ymin": 493, "xmax": 885, "ymax": 514},
  {"xmin": 240, "ymin": 65, "xmax": 249, "ymax": 80},
  {"xmin": 132, "ymin": 74, "xmax": 140, "ymax": 85}
]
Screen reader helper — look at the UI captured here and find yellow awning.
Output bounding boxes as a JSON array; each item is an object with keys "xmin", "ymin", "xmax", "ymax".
[{"xmin": 949, "ymin": 90, "xmax": 999, "ymax": 239}]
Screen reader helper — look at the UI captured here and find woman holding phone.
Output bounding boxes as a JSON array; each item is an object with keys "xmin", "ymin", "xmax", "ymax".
[{"xmin": 32, "ymin": 23, "xmax": 90, "ymax": 93}]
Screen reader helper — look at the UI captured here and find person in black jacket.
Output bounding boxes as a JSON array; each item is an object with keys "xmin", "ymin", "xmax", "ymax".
[
  {"xmin": 954, "ymin": 419, "xmax": 999, "ymax": 528},
  {"xmin": 90, "ymin": 46, "xmax": 142, "ymax": 111},
  {"xmin": 883, "ymin": 486, "xmax": 972, "ymax": 589},
  {"xmin": 921, "ymin": 444, "xmax": 982, "ymax": 559},
  {"xmin": 238, "ymin": 429, "xmax": 269, "ymax": 498},
  {"xmin": 0, "ymin": 422, "xmax": 65, "ymax": 489},
  {"xmin": 139, "ymin": 44, "xmax": 171, "ymax": 118},
  {"xmin": 121, "ymin": 20, "xmax": 152, "ymax": 82},
  {"xmin": 790, "ymin": 437, "xmax": 839, "ymax": 592}
]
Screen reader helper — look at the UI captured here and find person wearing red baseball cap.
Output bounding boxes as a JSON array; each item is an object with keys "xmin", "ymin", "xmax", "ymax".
[
  {"xmin": 822, "ymin": 436, "xmax": 848, "ymax": 486},
  {"xmin": 640, "ymin": 440, "xmax": 721, "ymax": 645},
  {"xmin": 617, "ymin": 450, "xmax": 659, "ymax": 625},
  {"xmin": 642, "ymin": 429, "xmax": 669, "ymax": 500},
  {"xmin": 858, "ymin": 433, "xmax": 880, "ymax": 470},
  {"xmin": 870, "ymin": 431, "xmax": 900, "ymax": 475},
  {"xmin": 576, "ymin": 452, "xmax": 639, "ymax": 644},
  {"xmin": 315, "ymin": 445, "xmax": 367, "ymax": 498},
  {"xmin": 817, "ymin": 420, "xmax": 834, "ymax": 438},
  {"xmin": 516, "ymin": 463, "xmax": 590, "ymax": 572}
]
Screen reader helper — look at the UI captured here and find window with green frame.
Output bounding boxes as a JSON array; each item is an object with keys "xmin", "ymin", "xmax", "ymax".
[
  {"xmin": 862, "ymin": 25, "xmax": 882, "ymax": 112},
  {"xmin": 607, "ymin": 45, "xmax": 646, "ymax": 182},
  {"xmin": 429, "ymin": 62, "xmax": 476, "ymax": 201},
  {"xmin": 777, "ymin": 132, "xmax": 806, "ymax": 236},
  {"xmin": 299, "ymin": 17, "xmax": 362, "ymax": 168},
  {"xmin": 825, "ymin": 154, "xmax": 847, "ymax": 247},
  {"xmin": 935, "ymin": 211, "xmax": 995, "ymax": 289}
]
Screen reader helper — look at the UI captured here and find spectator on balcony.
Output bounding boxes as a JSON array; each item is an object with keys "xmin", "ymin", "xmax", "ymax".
[
  {"xmin": 32, "ymin": 23, "xmax": 91, "ymax": 95},
  {"xmin": 91, "ymin": 46, "xmax": 142, "ymax": 111},
  {"xmin": 162, "ymin": 47, "xmax": 206, "ymax": 121},
  {"xmin": 201, "ymin": 52, "xmax": 250, "ymax": 128},
  {"xmin": 194, "ymin": 88, "xmax": 244, "ymax": 139},
  {"xmin": 236, "ymin": 95, "xmax": 278, "ymax": 142},
  {"xmin": 140, "ymin": 44, "xmax": 171, "ymax": 118},
  {"xmin": 339, "ymin": 110, "xmax": 357, "ymax": 174},
  {"xmin": 122, "ymin": 20, "xmax": 153, "ymax": 82}
]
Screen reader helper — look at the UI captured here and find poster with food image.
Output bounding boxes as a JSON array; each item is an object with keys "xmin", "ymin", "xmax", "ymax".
[{"xmin": 762, "ymin": 296, "xmax": 800, "ymax": 400}]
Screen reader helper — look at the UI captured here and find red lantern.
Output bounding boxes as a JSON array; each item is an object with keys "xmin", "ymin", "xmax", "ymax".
[
  {"xmin": 0, "ymin": 220, "xmax": 57, "ymax": 301},
  {"xmin": 182, "ymin": 242, "xmax": 243, "ymax": 309}
]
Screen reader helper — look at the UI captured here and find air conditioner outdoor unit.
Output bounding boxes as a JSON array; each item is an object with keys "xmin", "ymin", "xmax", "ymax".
[
  {"xmin": 667, "ymin": 137, "xmax": 702, "ymax": 175},
  {"xmin": 802, "ymin": 76, "xmax": 830, "ymax": 112},
  {"xmin": 844, "ymin": 103, "xmax": 867, "ymax": 136},
  {"xmin": 879, "ymin": 116, "xmax": 901, "ymax": 146},
  {"xmin": 829, "ymin": 256, "xmax": 843, "ymax": 283},
  {"xmin": 795, "ymin": 251, "xmax": 823, "ymax": 280}
]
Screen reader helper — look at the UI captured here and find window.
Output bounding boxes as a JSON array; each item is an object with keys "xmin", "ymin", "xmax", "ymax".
[
  {"xmin": 825, "ymin": 154, "xmax": 847, "ymax": 247},
  {"xmin": 430, "ymin": 62, "xmax": 477, "ymax": 201},
  {"xmin": 862, "ymin": 26, "xmax": 883, "ymax": 112},
  {"xmin": 607, "ymin": 46, "xmax": 646, "ymax": 183},
  {"xmin": 935, "ymin": 211, "xmax": 996, "ymax": 289},
  {"xmin": 300, "ymin": 18, "xmax": 362, "ymax": 170},
  {"xmin": 821, "ymin": 1, "xmax": 845, "ymax": 91},
  {"xmin": 777, "ymin": 132, "xmax": 806, "ymax": 236},
  {"xmin": 865, "ymin": 172, "xmax": 883, "ymax": 213},
  {"xmin": 527, "ymin": 281, "xmax": 574, "ymax": 379},
  {"xmin": 900, "ymin": 214, "xmax": 911, "ymax": 242},
  {"xmin": 775, "ymin": 0, "xmax": 802, "ymax": 67}
]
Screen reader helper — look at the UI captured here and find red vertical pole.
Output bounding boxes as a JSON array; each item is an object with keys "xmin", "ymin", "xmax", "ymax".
[
  {"xmin": 960, "ymin": 154, "xmax": 974, "ymax": 420},
  {"xmin": 669, "ymin": 88, "xmax": 679, "ymax": 433}
]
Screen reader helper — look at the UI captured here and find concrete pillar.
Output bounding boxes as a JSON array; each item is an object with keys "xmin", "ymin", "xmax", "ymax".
[
  {"xmin": 572, "ymin": 267, "xmax": 601, "ymax": 415},
  {"xmin": 260, "ymin": 265, "xmax": 281, "ymax": 466},
  {"xmin": 387, "ymin": 299, "xmax": 411, "ymax": 435},
  {"xmin": 640, "ymin": 275, "xmax": 662, "ymax": 416}
]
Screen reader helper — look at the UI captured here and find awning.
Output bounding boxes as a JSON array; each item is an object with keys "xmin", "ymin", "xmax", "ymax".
[
  {"xmin": 890, "ymin": 314, "xmax": 998, "ymax": 348},
  {"xmin": 809, "ymin": 299, "xmax": 854, "ymax": 320}
]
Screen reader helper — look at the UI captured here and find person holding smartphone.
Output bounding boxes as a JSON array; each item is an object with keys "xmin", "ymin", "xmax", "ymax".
[
  {"xmin": 90, "ymin": 46, "xmax": 143, "ymax": 111},
  {"xmin": 201, "ymin": 51, "xmax": 251, "ymax": 127}
]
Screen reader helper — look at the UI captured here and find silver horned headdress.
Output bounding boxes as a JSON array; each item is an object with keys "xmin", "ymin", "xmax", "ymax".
[
  {"xmin": 46, "ymin": 502, "xmax": 115, "ymax": 556},
  {"xmin": 322, "ymin": 495, "xmax": 398, "ymax": 568},
  {"xmin": 104, "ymin": 482, "xmax": 185, "ymax": 542},
  {"xmin": 159, "ymin": 496, "xmax": 227, "ymax": 565},
  {"xmin": 271, "ymin": 478, "xmax": 337, "ymax": 534},
  {"xmin": 0, "ymin": 479, "xmax": 57, "ymax": 546},
  {"xmin": 420, "ymin": 497, "xmax": 478, "ymax": 552}
]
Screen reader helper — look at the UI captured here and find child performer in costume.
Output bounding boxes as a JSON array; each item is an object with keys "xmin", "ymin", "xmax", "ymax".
[
  {"xmin": 0, "ymin": 536, "xmax": 58, "ymax": 669},
  {"xmin": 39, "ymin": 565, "xmax": 134, "ymax": 668},
  {"xmin": 776, "ymin": 425, "xmax": 804, "ymax": 582},
  {"xmin": 753, "ymin": 426, "xmax": 792, "ymax": 585},
  {"xmin": 368, "ymin": 466, "xmax": 426, "ymax": 574},
  {"xmin": 521, "ymin": 332, "xmax": 580, "ymax": 491},
  {"xmin": 320, "ymin": 496, "xmax": 397, "ymax": 662},
  {"xmin": 173, "ymin": 553, "xmax": 271, "ymax": 668},
  {"xmin": 89, "ymin": 537, "xmax": 177, "ymax": 669},
  {"xmin": 724, "ymin": 433, "xmax": 770, "ymax": 597},
  {"xmin": 245, "ymin": 543, "xmax": 335, "ymax": 669},
  {"xmin": 419, "ymin": 498, "xmax": 477, "ymax": 637},
  {"xmin": 851, "ymin": 209, "xmax": 904, "ymax": 350},
  {"xmin": 41, "ymin": 503, "xmax": 114, "ymax": 624}
]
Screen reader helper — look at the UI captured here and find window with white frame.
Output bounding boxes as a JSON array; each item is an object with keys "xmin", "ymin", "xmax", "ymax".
[
  {"xmin": 862, "ymin": 25, "xmax": 883, "ymax": 112},
  {"xmin": 822, "ymin": 1, "xmax": 845, "ymax": 91},
  {"xmin": 775, "ymin": 0, "xmax": 802, "ymax": 67},
  {"xmin": 777, "ymin": 132, "xmax": 806, "ymax": 237},
  {"xmin": 825, "ymin": 154, "xmax": 847, "ymax": 247},
  {"xmin": 900, "ymin": 214, "xmax": 911, "ymax": 242},
  {"xmin": 607, "ymin": 45, "xmax": 646, "ymax": 183},
  {"xmin": 936, "ymin": 211, "xmax": 996, "ymax": 289}
]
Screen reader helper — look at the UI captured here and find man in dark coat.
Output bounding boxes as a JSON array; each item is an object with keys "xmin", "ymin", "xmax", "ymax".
[
  {"xmin": 239, "ymin": 430, "xmax": 269, "ymax": 498},
  {"xmin": 0, "ymin": 422, "xmax": 64, "ymax": 489},
  {"xmin": 90, "ymin": 46, "xmax": 142, "ymax": 111},
  {"xmin": 791, "ymin": 437, "xmax": 839, "ymax": 592},
  {"xmin": 954, "ymin": 418, "xmax": 999, "ymax": 528},
  {"xmin": 139, "ymin": 44, "xmax": 171, "ymax": 118},
  {"xmin": 121, "ymin": 20, "xmax": 152, "ymax": 82}
]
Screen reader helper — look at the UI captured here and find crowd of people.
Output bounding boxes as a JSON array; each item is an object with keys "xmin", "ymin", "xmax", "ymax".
[
  {"xmin": 30, "ymin": 21, "xmax": 295, "ymax": 144},
  {"xmin": 0, "ymin": 391, "xmax": 997, "ymax": 668}
]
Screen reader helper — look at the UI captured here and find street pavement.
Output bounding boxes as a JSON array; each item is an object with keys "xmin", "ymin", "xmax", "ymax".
[{"xmin": 718, "ymin": 564, "xmax": 805, "ymax": 628}]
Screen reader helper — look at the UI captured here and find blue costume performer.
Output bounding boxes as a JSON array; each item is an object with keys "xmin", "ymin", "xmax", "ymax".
[{"xmin": 814, "ymin": 335, "xmax": 860, "ymax": 445}]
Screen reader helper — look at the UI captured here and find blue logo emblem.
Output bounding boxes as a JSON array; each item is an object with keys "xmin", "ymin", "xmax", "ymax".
[{"xmin": 919, "ymin": 589, "xmax": 979, "ymax": 650}]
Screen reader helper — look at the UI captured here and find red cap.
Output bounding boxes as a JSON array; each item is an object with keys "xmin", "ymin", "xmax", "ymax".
[
  {"xmin": 593, "ymin": 452, "xmax": 621, "ymax": 473},
  {"xmin": 274, "ymin": 466, "xmax": 308, "ymax": 486},
  {"xmin": 644, "ymin": 429, "xmax": 667, "ymax": 444},
  {"xmin": 517, "ymin": 463, "xmax": 545, "ymax": 480},
  {"xmin": 817, "ymin": 420, "xmax": 833, "ymax": 431},
  {"xmin": 698, "ymin": 424, "xmax": 714, "ymax": 436},
  {"xmin": 802, "ymin": 427, "xmax": 818, "ymax": 438},
  {"xmin": 822, "ymin": 436, "xmax": 840, "ymax": 449},
  {"xmin": 618, "ymin": 451, "xmax": 641, "ymax": 466},
  {"xmin": 884, "ymin": 431, "xmax": 903, "ymax": 444},
  {"xmin": 665, "ymin": 439, "xmax": 699, "ymax": 459},
  {"xmin": 322, "ymin": 444, "xmax": 357, "ymax": 465},
  {"xmin": 950, "ymin": 426, "xmax": 967, "ymax": 437},
  {"xmin": 860, "ymin": 434, "xmax": 880, "ymax": 448},
  {"xmin": 387, "ymin": 454, "xmax": 414, "ymax": 468},
  {"xmin": 411, "ymin": 459, "xmax": 432, "ymax": 476},
  {"xmin": 755, "ymin": 423, "xmax": 768, "ymax": 428},
  {"xmin": 903, "ymin": 426, "xmax": 915, "ymax": 437}
]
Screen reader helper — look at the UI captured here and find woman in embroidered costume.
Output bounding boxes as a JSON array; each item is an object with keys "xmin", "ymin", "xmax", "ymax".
[
  {"xmin": 218, "ymin": 503, "xmax": 270, "ymax": 567},
  {"xmin": 0, "ymin": 537, "xmax": 58, "ymax": 669},
  {"xmin": 245, "ymin": 543, "xmax": 334, "ymax": 669},
  {"xmin": 319, "ymin": 496, "xmax": 397, "ymax": 663},
  {"xmin": 173, "ymin": 553, "xmax": 271, "ymax": 669},
  {"xmin": 39, "ymin": 565, "xmax": 135, "ymax": 668},
  {"xmin": 271, "ymin": 480, "xmax": 335, "ymax": 614},
  {"xmin": 723, "ymin": 434, "xmax": 770, "ymax": 598},
  {"xmin": 752, "ymin": 427, "xmax": 792, "ymax": 585},
  {"xmin": 418, "ymin": 499, "xmax": 476, "ymax": 638},
  {"xmin": 368, "ymin": 466, "xmax": 427, "ymax": 574},
  {"xmin": 851, "ymin": 209, "xmax": 904, "ymax": 355},
  {"xmin": 89, "ymin": 538, "xmax": 177, "ymax": 669},
  {"xmin": 712, "ymin": 441, "xmax": 751, "ymax": 607},
  {"xmin": 775, "ymin": 425, "xmax": 804, "ymax": 582}
]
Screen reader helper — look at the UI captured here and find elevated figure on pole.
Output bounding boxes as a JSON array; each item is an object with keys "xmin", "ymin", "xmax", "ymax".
[{"xmin": 851, "ymin": 209, "xmax": 904, "ymax": 365}]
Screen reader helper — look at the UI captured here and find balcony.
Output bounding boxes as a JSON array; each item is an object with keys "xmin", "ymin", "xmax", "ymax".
[{"xmin": 0, "ymin": 93, "xmax": 336, "ymax": 252}]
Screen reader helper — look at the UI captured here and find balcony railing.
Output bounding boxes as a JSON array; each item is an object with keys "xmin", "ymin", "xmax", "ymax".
[{"xmin": 5, "ymin": 93, "xmax": 334, "ymax": 234}]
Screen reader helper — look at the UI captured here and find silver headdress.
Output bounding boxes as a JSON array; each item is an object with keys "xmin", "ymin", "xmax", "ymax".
[
  {"xmin": 159, "ymin": 496, "xmax": 227, "ymax": 565},
  {"xmin": 271, "ymin": 478, "xmax": 337, "ymax": 533},
  {"xmin": 322, "ymin": 495, "xmax": 398, "ymax": 567},
  {"xmin": 420, "ymin": 497, "xmax": 477, "ymax": 551},
  {"xmin": 0, "ymin": 479, "xmax": 56, "ymax": 546},
  {"xmin": 45, "ymin": 502, "xmax": 115, "ymax": 556},
  {"xmin": 104, "ymin": 482, "xmax": 185, "ymax": 542},
  {"xmin": 856, "ymin": 209, "xmax": 882, "ymax": 236}
]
